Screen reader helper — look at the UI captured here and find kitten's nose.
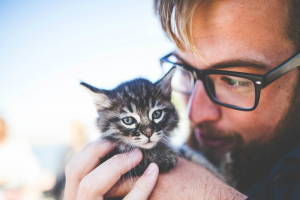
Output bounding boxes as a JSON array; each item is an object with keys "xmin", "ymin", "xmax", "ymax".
[{"xmin": 143, "ymin": 127, "xmax": 153, "ymax": 138}]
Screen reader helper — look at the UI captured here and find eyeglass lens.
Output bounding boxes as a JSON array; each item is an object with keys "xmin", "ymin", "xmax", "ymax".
[
  {"xmin": 161, "ymin": 61, "xmax": 194, "ymax": 94},
  {"xmin": 162, "ymin": 62, "xmax": 256, "ymax": 109},
  {"xmin": 206, "ymin": 74, "xmax": 255, "ymax": 108}
]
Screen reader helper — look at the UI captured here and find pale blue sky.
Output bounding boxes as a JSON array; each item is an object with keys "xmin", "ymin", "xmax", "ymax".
[{"xmin": 0, "ymin": 0, "xmax": 175, "ymax": 144}]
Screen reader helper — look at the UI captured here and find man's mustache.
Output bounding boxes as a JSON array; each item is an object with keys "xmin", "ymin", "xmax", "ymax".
[{"xmin": 196, "ymin": 123, "xmax": 243, "ymax": 143}]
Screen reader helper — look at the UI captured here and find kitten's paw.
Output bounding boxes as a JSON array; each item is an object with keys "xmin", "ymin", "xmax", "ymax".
[{"xmin": 156, "ymin": 149, "xmax": 178, "ymax": 172}]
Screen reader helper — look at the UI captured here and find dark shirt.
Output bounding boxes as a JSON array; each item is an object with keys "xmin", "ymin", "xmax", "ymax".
[{"xmin": 249, "ymin": 144, "xmax": 300, "ymax": 200}]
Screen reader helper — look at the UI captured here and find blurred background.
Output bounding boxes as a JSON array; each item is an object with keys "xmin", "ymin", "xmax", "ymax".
[{"xmin": 0, "ymin": 0, "xmax": 189, "ymax": 199}]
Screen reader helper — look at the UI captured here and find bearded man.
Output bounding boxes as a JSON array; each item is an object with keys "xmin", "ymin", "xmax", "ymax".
[{"xmin": 63, "ymin": 0, "xmax": 300, "ymax": 199}]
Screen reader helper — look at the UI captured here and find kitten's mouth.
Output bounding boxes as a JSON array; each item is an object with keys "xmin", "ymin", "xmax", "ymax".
[
  {"xmin": 141, "ymin": 139, "xmax": 156, "ymax": 149},
  {"xmin": 145, "ymin": 139, "xmax": 152, "ymax": 144}
]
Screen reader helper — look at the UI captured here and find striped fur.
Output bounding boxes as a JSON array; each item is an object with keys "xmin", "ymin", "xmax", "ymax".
[{"xmin": 81, "ymin": 72, "xmax": 179, "ymax": 175}]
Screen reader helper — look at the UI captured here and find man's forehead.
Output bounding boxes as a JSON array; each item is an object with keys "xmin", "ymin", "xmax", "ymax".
[
  {"xmin": 192, "ymin": 0, "xmax": 288, "ymax": 27},
  {"xmin": 180, "ymin": 0, "xmax": 295, "ymax": 72}
]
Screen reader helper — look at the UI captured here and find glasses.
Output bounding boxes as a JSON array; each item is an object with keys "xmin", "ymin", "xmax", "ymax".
[{"xmin": 160, "ymin": 52, "xmax": 300, "ymax": 111}]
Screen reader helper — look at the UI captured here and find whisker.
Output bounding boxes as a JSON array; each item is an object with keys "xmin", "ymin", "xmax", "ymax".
[
  {"xmin": 127, "ymin": 148, "xmax": 134, "ymax": 186},
  {"xmin": 130, "ymin": 145, "xmax": 138, "ymax": 178},
  {"xmin": 119, "ymin": 144, "xmax": 132, "ymax": 188},
  {"xmin": 159, "ymin": 138, "xmax": 169, "ymax": 146},
  {"xmin": 138, "ymin": 148, "xmax": 144, "ymax": 173},
  {"xmin": 127, "ymin": 145, "xmax": 136, "ymax": 183},
  {"xmin": 162, "ymin": 135, "xmax": 172, "ymax": 141}
]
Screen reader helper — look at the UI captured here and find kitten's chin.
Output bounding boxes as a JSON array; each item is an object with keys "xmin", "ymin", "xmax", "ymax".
[{"xmin": 134, "ymin": 141, "xmax": 157, "ymax": 149}]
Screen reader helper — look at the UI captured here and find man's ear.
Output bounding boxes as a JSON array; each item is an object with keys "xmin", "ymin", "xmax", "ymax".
[
  {"xmin": 155, "ymin": 68, "xmax": 175, "ymax": 99},
  {"xmin": 80, "ymin": 82, "xmax": 111, "ymax": 110}
]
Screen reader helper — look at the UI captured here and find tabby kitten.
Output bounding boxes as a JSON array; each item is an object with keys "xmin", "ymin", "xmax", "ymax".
[{"xmin": 80, "ymin": 70, "xmax": 179, "ymax": 175}]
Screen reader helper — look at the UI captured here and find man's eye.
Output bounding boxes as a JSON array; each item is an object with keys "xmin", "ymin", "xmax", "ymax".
[
  {"xmin": 152, "ymin": 110, "xmax": 163, "ymax": 119},
  {"xmin": 122, "ymin": 117, "xmax": 136, "ymax": 125},
  {"xmin": 221, "ymin": 77, "xmax": 251, "ymax": 87}
]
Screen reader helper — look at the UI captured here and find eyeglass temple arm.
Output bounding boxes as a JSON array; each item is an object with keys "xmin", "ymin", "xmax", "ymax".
[
  {"xmin": 160, "ymin": 53, "xmax": 192, "ymax": 68},
  {"xmin": 159, "ymin": 54, "xmax": 172, "ymax": 66},
  {"xmin": 263, "ymin": 52, "xmax": 300, "ymax": 88}
]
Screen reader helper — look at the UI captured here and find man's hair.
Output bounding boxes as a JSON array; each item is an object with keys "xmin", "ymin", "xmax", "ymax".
[
  {"xmin": 154, "ymin": 0, "xmax": 300, "ymax": 52},
  {"xmin": 154, "ymin": 0, "xmax": 199, "ymax": 53},
  {"xmin": 287, "ymin": 0, "xmax": 300, "ymax": 51}
]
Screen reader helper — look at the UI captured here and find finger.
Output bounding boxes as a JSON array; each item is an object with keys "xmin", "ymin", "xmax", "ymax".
[
  {"xmin": 67, "ymin": 140, "xmax": 94, "ymax": 166},
  {"xmin": 123, "ymin": 163, "xmax": 159, "ymax": 200},
  {"xmin": 66, "ymin": 139, "xmax": 115, "ymax": 179},
  {"xmin": 64, "ymin": 139, "xmax": 115, "ymax": 200},
  {"xmin": 76, "ymin": 149, "xmax": 143, "ymax": 200},
  {"xmin": 104, "ymin": 176, "xmax": 139, "ymax": 198}
]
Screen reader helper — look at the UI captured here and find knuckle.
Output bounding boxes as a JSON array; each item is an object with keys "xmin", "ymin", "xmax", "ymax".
[
  {"xmin": 78, "ymin": 178, "xmax": 90, "ymax": 198},
  {"xmin": 134, "ymin": 181, "xmax": 147, "ymax": 192},
  {"xmin": 81, "ymin": 141, "xmax": 92, "ymax": 151},
  {"xmin": 65, "ymin": 163, "xmax": 74, "ymax": 178},
  {"xmin": 111, "ymin": 154, "xmax": 123, "ymax": 164},
  {"xmin": 85, "ymin": 141, "xmax": 94, "ymax": 147},
  {"xmin": 94, "ymin": 138, "xmax": 105, "ymax": 145},
  {"xmin": 86, "ymin": 142, "xmax": 103, "ymax": 158},
  {"xmin": 64, "ymin": 162, "xmax": 83, "ymax": 181},
  {"xmin": 91, "ymin": 140, "xmax": 110, "ymax": 154},
  {"xmin": 89, "ymin": 141, "xmax": 99, "ymax": 151},
  {"xmin": 65, "ymin": 163, "xmax": 80, "ymax": 181},
  {"xmin": 78, "ymin": 177, "xmax": 104, "ymax": 199},
  {"xmin": 64, "ymin": 163, "xmax": 71, "ymax": 175}
]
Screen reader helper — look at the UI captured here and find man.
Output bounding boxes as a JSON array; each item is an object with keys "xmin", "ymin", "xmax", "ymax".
[
  {"xmin": 63, "ymin": 0, "xmax": 300, "ymax": 199},
  {"xmin": 156, "ymin": 0, "xmax": 300, "ymax": 196}
]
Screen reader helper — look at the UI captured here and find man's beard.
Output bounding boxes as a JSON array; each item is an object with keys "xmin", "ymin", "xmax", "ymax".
[{"xmin": 186, "ymin": 78, "xmax": 300, "ymax": 190}]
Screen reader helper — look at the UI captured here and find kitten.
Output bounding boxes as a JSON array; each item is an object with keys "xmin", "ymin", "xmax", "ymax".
[{"xmin": 80, "ymin": 70, "xmax": 179, "ymax": 175}]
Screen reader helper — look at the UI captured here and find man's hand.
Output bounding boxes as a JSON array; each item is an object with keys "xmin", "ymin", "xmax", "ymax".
[
  {"xmin": 63, "ymin": 139, "xmax": 159, "ymax": 200},
  {"xmin": 106, "ymin": 158, "xmax": 248, "ymax": 200}
]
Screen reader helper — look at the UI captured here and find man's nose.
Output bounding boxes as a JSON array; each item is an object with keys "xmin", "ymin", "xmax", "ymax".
[{"xmin": 187, "ymin": 80, "xmax": 221, "ymax": 124}]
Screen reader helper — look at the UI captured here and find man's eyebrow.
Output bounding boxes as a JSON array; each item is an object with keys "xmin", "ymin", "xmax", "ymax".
[
  {"xmin": 173, "ymin": 52, "xmax": 273, "ymax": 72},
  {"xmin": 211, "ymin": 59, "xmax": 273, "ymax": 71}
]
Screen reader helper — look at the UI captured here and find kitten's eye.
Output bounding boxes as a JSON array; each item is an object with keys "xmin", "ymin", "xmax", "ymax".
[
  {"xmin": 152, "ymin": 110, "xmax": 163, "ymax": 119},
  {"xmin": 122, "ymin": 117, "xmax": 136, "ymax": 125}
]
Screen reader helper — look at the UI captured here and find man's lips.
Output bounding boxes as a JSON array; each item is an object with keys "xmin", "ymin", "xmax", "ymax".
[{"xmin": 194, "ymin": 128, "xmax": 230, "ymax": 148}]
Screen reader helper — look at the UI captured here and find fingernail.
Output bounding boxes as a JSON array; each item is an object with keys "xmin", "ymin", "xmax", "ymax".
[
  {"xmin": 145, "ymin": 163, "xmax": 155, "ymax": 175},
  {"xmin": 128, "ymin": 149, "xmax": 140, "ymax": 157}
]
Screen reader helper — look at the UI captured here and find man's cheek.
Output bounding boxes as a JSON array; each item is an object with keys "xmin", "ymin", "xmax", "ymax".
[{"xmin": 224, "ymin": 111, "xmax": 270, "ymax": 145}]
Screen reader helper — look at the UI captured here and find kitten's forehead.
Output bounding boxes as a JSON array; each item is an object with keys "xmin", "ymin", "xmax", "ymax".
[
  {"xmin": 106, "ymin": 78, "xmax": 172, "ymax": 119},
  {"xmin": 114, "ymin": 79, "xmax": 156, "ymax": 104}
]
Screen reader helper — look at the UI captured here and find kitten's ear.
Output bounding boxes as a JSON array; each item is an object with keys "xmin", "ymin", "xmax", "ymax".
[
  {"xmin": 155, "ymin": 68, "xmax": 175, "ymax": 98},
  {"xmin": 80, "ymin": 82, "xmax": 111, "ymax": 110}
]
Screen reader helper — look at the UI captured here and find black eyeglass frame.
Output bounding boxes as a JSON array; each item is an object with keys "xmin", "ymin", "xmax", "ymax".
[{"xmin": 160, "ymin": 52, "xmax": 300, "ymax": 111}]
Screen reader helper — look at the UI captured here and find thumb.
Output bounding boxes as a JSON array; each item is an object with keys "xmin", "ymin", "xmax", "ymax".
[{"xmin": 123, "ymin": 163, "xmax": 159, "ymax": 200}]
